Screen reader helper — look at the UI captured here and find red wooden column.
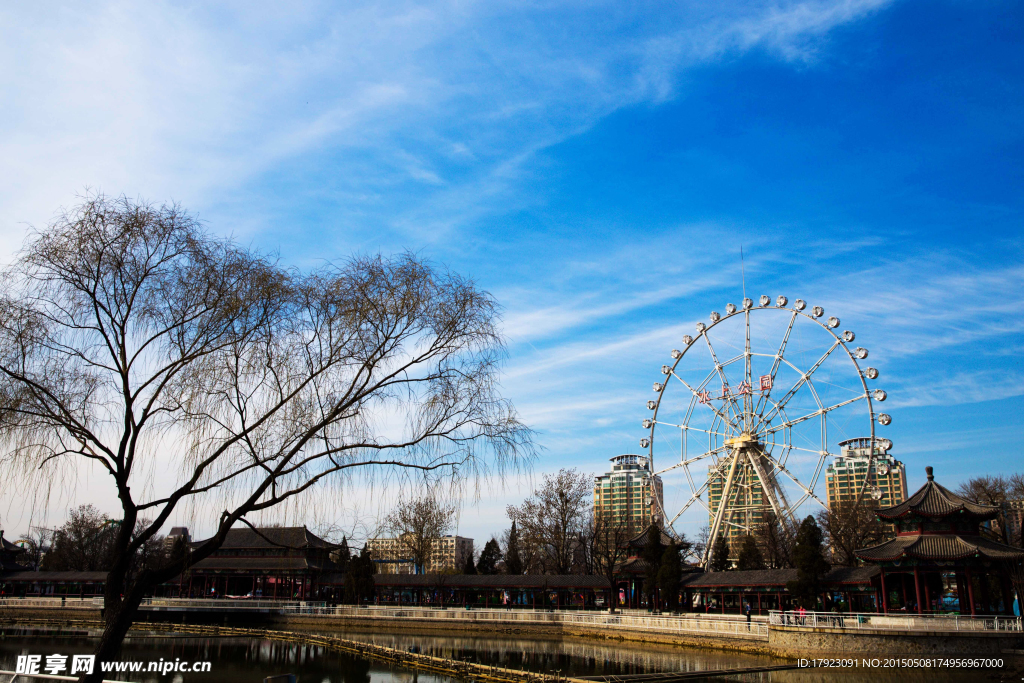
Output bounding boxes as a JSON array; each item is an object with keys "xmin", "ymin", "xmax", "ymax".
[
  {"xmin": 879, "ymin": 568, "xmax": 888, "ymax": 613},
  {"xmin": 965, "ymin": 569, "xmax": 976, "ymax": 616},
  {"xmin": 955, "ymin": 572, "xmax": 966, "ymax": 614},
  {"xmin": 913, "ymin": 567, "xmax": 923, "ymax": 614}
]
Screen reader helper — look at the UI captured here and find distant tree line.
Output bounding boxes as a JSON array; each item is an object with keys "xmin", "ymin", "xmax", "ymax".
[{"xmin": 33, "ymin": 467, "xmax": 1021, "ymax": 611}]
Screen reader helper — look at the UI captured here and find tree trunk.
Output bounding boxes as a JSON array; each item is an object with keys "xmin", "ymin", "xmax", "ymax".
[
  {"xmin": 605, "ymin": 574, "xmax": 617, "ymax": 613},
  {"xmin": 82, "ymin": 580, "xmax": 148, "ymax": 683}
]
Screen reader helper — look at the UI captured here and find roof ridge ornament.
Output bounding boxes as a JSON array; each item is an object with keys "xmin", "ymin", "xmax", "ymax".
[{"xmin": 926, "ymin": 465, "xmax": 934, "ymax": 481}]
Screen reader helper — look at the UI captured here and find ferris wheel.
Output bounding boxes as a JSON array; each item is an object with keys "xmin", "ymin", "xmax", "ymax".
[{"xmin": 639, "ymin": 295, "xmax": 892, "ymax": 565}]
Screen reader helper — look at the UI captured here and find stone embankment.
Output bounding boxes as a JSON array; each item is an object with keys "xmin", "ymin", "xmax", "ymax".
[{"xmin": 2, "ymin": 600, "xmax": 1022, "ymax": 658}]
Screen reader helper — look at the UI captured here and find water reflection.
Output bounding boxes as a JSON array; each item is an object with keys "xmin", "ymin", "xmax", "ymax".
[
  {"xmin": 289, "ymin": 627, "xmax": 1010, "ymax": 683},
  {"xmin": 0, "ymin": 627, "xmax": 1009, "ymax": 683},
  {"xmin": 0, "ymin": 635, "xmax": 448, "ymax": 683},
  {"xmin": 299, "ymin": 627, "xmax": 769, "ymax": 677}
]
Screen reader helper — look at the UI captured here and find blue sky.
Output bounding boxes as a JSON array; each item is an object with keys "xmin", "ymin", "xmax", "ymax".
[{"xmin": 1, "ymin": 0, "xmax": 1021, "ymax": 544}]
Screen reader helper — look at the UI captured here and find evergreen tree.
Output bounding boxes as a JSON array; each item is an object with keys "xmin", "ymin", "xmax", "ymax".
[
  {"xmin": 709, "ymin": 535, "xmax": 731, "ymax": 572},
  {"xmin": 344, "ymin": 545, "xmax": 377, "ymax": 604},
  {"xmin": 334, "ymin": 535, "xmax": 351, "ymax": 574},
  {"xmin": 463, "ymin": 552, "xmax": 477, "ymax": 574},
  {"xmin": 786, "ymin": 516, "xmax": 830, "ymax": 609},
  {"xmin": 657, "ymin": 541, "xmax": 682, "ymax": 612},
  {"xmin": 505, "ymin": 521, "xmax": 523, "ymax": 575},
  {"xmin": 641, "ymin": 523, "xmax": 666, "ymax": 609},
  {"xmin": 477, "ymin": 538, "xmax": 502, "ymax": 575},
  {"xmin": 736, "ymin": 535, "xmax": 765, "ymax": 571}
]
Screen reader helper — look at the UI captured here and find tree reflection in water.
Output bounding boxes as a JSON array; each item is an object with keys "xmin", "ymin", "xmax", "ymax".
[{"xmin": 0, "ymin": 629, "xmax": 1004, "ymax": 682}]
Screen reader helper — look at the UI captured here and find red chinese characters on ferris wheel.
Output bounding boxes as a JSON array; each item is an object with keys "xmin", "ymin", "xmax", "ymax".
[
  {"xmin": 737, "ymin": 380, "xmax": 751, "ymax": 395},
  {"xmin": 759, "ymin": 374, "xmax": 773, "ymax": 391},
  {"xmin": 697, "ymin": 390, "xmax": 712, "ymax": 404}
]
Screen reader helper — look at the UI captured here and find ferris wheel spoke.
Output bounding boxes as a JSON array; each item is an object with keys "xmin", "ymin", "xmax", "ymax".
[
  {"xmin": 656, "ymin": 421, "xmax": 729, "ymax": 439},
  {"xmin": 701, "ymin": 334, "xmax": 743, "ymax": 425},
  {"xmin": 655, "ymin": 445, "xmax": 727, "ymax": 475},
  {"xmin": 782, "ymin": 444, "xmax": 839, "ymax": 458},
  {"xmin": 754, "ymin": 310, "xmax": 798, "ymax": 417},
  {"xmin": 670, "ymin": 370, "xmax": 736, "ymax": 427},
  {"xmin": 755, "ymin": 339, "xmax": 841, "ymax": 431},
  {"xmin": 759, "ymin": 450, "xmax": 827, "ymax": 509},
  {"xmin": 682, "ymin": 461, "xmax": 700, "ymax": 496},
  {"xmin": 668, "ymin": 481, "xmax": 713, "ymax": 526},
  {"xmin": 761, "ymin": 394, "xmax": 866, "ymax": 436}
]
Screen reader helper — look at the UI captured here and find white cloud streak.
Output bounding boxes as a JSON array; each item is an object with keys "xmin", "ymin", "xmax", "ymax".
[{"xmin": 0, "ymin": 0, "xmax": 893, "ymax": 253}]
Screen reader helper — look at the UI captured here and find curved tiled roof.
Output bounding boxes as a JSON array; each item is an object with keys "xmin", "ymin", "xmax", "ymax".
[
  {"xmin": 626, "ymin": 525, "xmax": 675, "ymax": 549},
  {"xmin": 615, "ymin": 557, "xmax": 656, "ymax": 574},
  {"xmin": 193, "ymin": 526, "xmax": 338, "ymax": 550},
  {"xmin": 875, "ymin": 467, "xmax": 1000, "ymax": 521},
  {"xmin": 855, "ymin": 534, "xmax": 1024, "ymax": 562}
]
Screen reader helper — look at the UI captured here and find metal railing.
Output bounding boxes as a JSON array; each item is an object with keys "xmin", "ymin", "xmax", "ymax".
[
  {"xmin": 0, "ymin": 598, "xmax": 98, "ymax": 610},
  {"xmin": 768, "ymin": 610, "xmax": 1023, "ymax": 632},
  {"xmin": 287, "ymin": 605, "xmax": 769, "ymax": 639},
  {"xmin": 141, "ymin": 598, "xmax": 312, "ymax": 610}
]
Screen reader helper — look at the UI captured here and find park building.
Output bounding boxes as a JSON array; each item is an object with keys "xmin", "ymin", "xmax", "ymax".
[
  {"xmin": 825, "ymin": 437, "xmax": 907, "ymax": 509},
  {"xmin": 366, "ymin": 535, "xmax": 473, "ymax": 575},
  {"xmin": 593, "ymin": 454, "xmax": 664, "ymax": 537}
]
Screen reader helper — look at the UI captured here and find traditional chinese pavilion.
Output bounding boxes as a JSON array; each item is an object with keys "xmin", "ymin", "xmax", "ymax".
[
  {"xmin": 611, "ymin": 524, "xmax": 684, "ymax": 608},
  {"xmin": 169, "ymin": 526, "xmax": 342, "ymax": 600},
  {"xmin": 855, "ymin": 466, "xmax": 1023, "ymax": 615},
  {"xmin": 0, "ymin": 531, "xmax": 28, "ymax": 572}
]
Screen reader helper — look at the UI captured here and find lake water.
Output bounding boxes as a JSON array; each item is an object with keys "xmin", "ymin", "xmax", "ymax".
[{"xmin": 0, "ymin": 626, "xmax": 1012, "ymax": 682}]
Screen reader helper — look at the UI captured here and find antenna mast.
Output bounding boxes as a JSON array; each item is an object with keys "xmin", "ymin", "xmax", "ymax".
[{"xmin": 740, "ymin": 246, "xmax": 746, "ymax": 300}]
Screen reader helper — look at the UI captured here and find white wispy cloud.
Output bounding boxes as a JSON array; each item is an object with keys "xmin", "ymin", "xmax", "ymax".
[{"xmin": 0, "ymin": 0, "xmax": 895, "ymax": 254}]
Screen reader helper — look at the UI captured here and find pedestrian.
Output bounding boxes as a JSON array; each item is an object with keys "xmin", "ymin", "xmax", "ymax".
[
  {"xmin": 744, "ymin": 601, "xmax": 751, "ymax": 630},
  {"xmin": 798, "ymin": 605, "xmax": 806, "ymax": 625}
]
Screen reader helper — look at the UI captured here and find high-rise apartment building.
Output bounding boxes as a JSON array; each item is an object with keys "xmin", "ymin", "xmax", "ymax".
[
  {"xmin": 825, "ymin": 437, "xmax": 907, "ymax": 509},
  {"xmin": 1003, "ymin": 499, "xmax": 1024, "ymax": 547},
  {"xmin": 593, "ymin": 454, "xmax": 663, "ymax": 537},
  {"xmin": 367, "ymin": 535, "xmax": 473, "ymax": 574}
]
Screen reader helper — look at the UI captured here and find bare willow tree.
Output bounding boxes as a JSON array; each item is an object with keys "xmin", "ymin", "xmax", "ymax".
[
  {"xmin": 507, "ymin": 468, "xmax": 592, "ymax": 575},
  {"xmin": 383, "ymin": 496, "xmax": 457, "ymax": 573},
  {"xmin": 587, "ymin": 511, "xmax": 634, "ymax": 612},
  {"xmin": 956, "ymin": 474, "xmax": 1024, "ymax": 544},
  {"xmin": 816, "ymin": 502, "xmax": 888, "ymax": 567},
  {"xmin": 753, "ymin": 511, "xmax": 793, "ymax": 569},
  {"xmin": 0, "ymin": 195, "xmax": 532, "ymax": 681}
]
